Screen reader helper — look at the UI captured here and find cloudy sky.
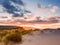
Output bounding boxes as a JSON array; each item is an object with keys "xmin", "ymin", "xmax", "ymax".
[
  {"xmin": 0, "ymin": 0, "xmax": 60, "ymax": 19},
  {"xmin": 22, "ymin": 0, "xmax": 60, "ymax": 17}
]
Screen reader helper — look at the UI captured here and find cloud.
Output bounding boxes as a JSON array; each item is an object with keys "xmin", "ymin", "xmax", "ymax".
[
  {"xmin": 0, "ymin": 0, "xmax": 32, "ymax": 17},
  {"xmin": 0, "ymin": 0, "xmax": 24, "ymax": 17},
  {"xmin": 10, "ymin": 0, "xmax": 24, "ymax": 5},
  {"xmin": 37, "ymin": 3, "xmax": 49, "ymax": 10},
  {"xmin": 50, "ymin": 6, "xmax": 58, "ymax": 13},
  {"xmin": 0, "ymin": 5, "xmax": 4, "ymax": 13},
  {"xmin": 0, "ymin": 4, "xmax": 12, "ymax": 17},
  {"xmin": 37, "ymin": 4, "xmax": 58, "ymax": 13}
]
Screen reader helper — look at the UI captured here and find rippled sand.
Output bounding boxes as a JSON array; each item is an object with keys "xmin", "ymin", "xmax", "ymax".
[{"xmin": 20, "ymin": 30, "xmax": 60, "ymax": 45}]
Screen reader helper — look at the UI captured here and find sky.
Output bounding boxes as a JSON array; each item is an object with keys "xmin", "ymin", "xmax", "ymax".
[
  {"xmin": 22, "ymin": 0, "xmax": 60, "ymax": 17},
  {"xmin": 0, "ymin": 0, "xmax": 60, "ymax": 19}
]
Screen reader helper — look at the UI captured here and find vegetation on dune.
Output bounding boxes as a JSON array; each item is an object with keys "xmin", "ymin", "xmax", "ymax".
[
  {"xmin": 2, "ymin": 31, "xmax": 22, "ymax": 45},
  {"xmin": 0, "ymin": 27, "xmax": 37, "ymax": 45}
]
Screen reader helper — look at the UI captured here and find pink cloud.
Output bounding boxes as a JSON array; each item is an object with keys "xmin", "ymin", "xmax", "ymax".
[{"xmin": 50, "ymin": 6, "xmax": 58, "ymax": 13}]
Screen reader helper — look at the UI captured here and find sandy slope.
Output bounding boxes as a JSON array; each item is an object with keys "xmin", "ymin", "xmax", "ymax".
[{"xmin": 20, "ymin": 31, "xmax": 60, "ymax": 45}]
